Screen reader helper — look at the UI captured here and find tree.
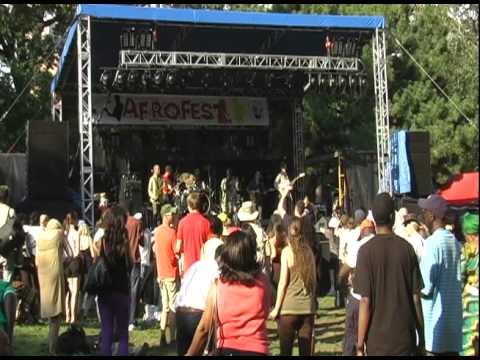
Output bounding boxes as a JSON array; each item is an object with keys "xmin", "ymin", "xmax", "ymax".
[{"xmin": 0, "ymin": 4, "xmax": 75, "ymax": 152}]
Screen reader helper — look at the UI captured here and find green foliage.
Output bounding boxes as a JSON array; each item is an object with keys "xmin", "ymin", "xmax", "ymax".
[
  {"xmin": 1, "ymin": 4, "xmax": 477, "ymax": 186},
  {"xmin": 0, "ymin": 4, "xmax": 75, "ymax": 151}
]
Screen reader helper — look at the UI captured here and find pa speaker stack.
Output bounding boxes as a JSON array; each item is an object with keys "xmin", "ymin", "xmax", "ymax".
[{"xmin": 407, "ymin": 131, "xmax": 432, "ymax": 196}]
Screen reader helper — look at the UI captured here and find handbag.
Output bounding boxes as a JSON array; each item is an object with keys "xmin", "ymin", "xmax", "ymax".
[
  {"xmin": 63, "ymin": 235, "xmax": 83, "ymax": 278},
  {"xmin": 204, "ymin": 279, "xmax": 220, "ymax": 356},
  {"xmin": 84, "ymin": 241, "xmax": 112, "ymax": 295}
]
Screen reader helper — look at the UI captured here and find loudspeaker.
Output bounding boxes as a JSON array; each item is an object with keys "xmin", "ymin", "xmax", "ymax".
[
  {"xmin": 27, "ymin": 121, "xmax": 68, "ymax": 200},
  {"xmin": 407, "ymin": 131, "xmax": 432, "ymax": 196}
]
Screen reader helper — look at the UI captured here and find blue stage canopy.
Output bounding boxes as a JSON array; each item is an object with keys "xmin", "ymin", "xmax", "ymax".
[{"xmin": 51, "ymin": 4, "xmax": 385, "ymax": 93}]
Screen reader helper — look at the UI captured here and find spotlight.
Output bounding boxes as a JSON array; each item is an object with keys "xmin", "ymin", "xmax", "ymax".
[
  {"xmin": 337, "ymin": 74, "xmax": 347, "ymax": 94},
  {"xmin": 358, "ymin": 74, "xmax": 368, "ymax": 95},
  {"xmin": 127, "ymin": 71, "xmax": 139, "ymax": 90},
  {"xmin": 220, "ymin": 71, "xmax": 233, "ymax": 89},
  {"xmin": 113, "ymin": 70, "xmax": 126, "ymax": 90},
  {"xmin": 265, "ymin": 73, "xmax": 275, "ymax": 88},
  {"xmin": 318, "ymin": 73, "xmax": 327, "ymax": 90},
  {"xmin": 120, "ymin": 28, "xmax": 130, "ymax": 49},
  {"xmin": 201, "ymin": 73, "xmax": 212, "ymax": 89},
  {"xmin": 153, "ymin": 70, "xmax": 165, "ymax": 87},
  {"xmin": 166, "ymin": 72, "xmax": 176, "ymax": 87},
  {"xmin": 100, "ymin": 70, "xmax": 113, "ymax": 89},
  {"xmin": 141, "ymin": 71, "xmax": 151, "ymax": 89}
]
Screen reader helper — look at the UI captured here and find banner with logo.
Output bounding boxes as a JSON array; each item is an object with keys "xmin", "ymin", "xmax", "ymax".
[{"xmin": 92, "ymin": 94, "xmax": 269, "ymax": 126}]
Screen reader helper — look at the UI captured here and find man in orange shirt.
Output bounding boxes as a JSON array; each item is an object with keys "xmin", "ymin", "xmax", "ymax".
[{"xmin": 155, "ymin": 204, "xmax": 178, "ymax": 347}]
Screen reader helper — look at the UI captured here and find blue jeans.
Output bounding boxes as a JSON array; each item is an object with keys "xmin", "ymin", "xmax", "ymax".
[
  {"xmin": 98, "ymin": 292, "xmax": 130, "ymax": 356},
  {"xmin": 129, "ymin": 263, "xmax": 141, "ymax": 325}
]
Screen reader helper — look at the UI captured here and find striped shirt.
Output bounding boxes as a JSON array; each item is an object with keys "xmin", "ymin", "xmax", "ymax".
[{"xmin": 420, "ymin": 228, "xmax": 462, "ymax": 353}]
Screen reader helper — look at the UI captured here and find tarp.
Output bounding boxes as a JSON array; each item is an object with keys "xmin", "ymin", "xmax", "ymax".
[
  {"xmin": 51, "ymin": 4, "xmax": 385, "ymax": 93},
  {"xmin": 437, "ymin": 172, "xmax": 479, "ymax": 206},
  {"xmin": 391, "ymin": 130, "xmax": 413, "ymax": 194}
]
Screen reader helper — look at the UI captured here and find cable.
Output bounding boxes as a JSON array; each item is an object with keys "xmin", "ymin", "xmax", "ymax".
[
  {"xmin": 0, "ymin": 10, "xmax": 77, "ymax": 124},
  {"xmin": 394, "ymin": 36, "xmax": 477, "ymax": 129}
]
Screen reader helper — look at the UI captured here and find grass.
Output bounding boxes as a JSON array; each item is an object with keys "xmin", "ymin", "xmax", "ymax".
[{"xmin": 13, "ymin": 296, "xmax": 345, "ymax": 356}]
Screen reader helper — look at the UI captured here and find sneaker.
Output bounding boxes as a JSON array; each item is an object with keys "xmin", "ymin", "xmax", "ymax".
[{"xmin": 128, "ymin": 324, "xmax": 135, "ymax": 332}]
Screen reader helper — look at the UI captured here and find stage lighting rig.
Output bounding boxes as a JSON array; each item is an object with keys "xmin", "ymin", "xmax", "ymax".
[
  {"xmin": 358, "ymin": 74, "xmax": 368, "ymax": 95},
  {"xmin": 265, "ymin": 72, "xmax": 275, "ymax": 88}
]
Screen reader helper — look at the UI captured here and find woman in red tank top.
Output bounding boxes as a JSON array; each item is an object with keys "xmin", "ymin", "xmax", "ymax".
[{"xmin": 186, "ymin": 230, "xmax": 273, "ymax": 356}]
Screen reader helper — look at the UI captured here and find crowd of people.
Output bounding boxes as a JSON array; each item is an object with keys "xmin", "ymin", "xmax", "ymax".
[{"xmin": 0, "ymin": 171, "xmax": 478, "ymax": 356}]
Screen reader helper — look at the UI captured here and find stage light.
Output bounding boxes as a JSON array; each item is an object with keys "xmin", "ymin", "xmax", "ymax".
[
  {"xmin": 141, "ymin": 71, "xmax": 151, "ymax": 89},
  {"xmin": 113, "ymin": 70, "xmax": 126, "ymax": 90},
  {"xmin": 153, "ymin": 70, "xmax": 165, "ymax": 87},
  {"xmin": 358, "ymin": 74, "xmax": 368, "ymax": 95},
  {"xmin": 337, "ymin": 74, "xmax": 347, "ymax": 94},
  {"xmin": 166, "ymin": 72, "xmax": 176, "ymax": 87},
  {"xmin": 100, "ymin": 70, "xmax": 113, "ymax": 89},
  {"xmin": 127, "ymin": 71, "xmax": 140, "ymax": 90},
  {"xmin": 220, "ymin": 71, "xmax": 233, "ymax": 89},
  {"xmin": 318, "ymin": 73, "xmax": 327, "ymax": 90},
  {"xmin": 201, "ymin": 73, "xmax": 212, "ymax": 89},
  {"xmin": 129, "ymin": 27, "xmax": 136, "ymax": 49},
  {"xmin": 265, "ymin": 73, "xmax": 275, "ymax": 88}
]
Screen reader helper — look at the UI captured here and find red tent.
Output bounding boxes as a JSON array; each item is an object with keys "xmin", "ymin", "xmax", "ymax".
[{"xmin": 437, "ymin": 172, "xmax": 479, "ymax": 206}]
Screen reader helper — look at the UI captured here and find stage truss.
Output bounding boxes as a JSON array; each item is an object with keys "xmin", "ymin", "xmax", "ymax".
[{"xmin": 61, "ymin": 15, "xmax": 391, "ymax": 227}]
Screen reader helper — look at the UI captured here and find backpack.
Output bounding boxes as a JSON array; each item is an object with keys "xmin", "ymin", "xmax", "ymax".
[
  {"xmin": 56, "ymin": 323, "xmax": 91, "ymax": 355},
  {"xmin": 0, "ymin": 209, "xmax": 24, "ymax": 257}
]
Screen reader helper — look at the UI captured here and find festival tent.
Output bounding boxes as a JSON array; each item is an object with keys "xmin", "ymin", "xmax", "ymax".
[{"xmin": 437, "ymin": 172, "xmax": 479, "ymax": 206}]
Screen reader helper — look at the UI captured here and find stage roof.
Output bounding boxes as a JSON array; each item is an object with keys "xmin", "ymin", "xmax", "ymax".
[{"xmin": 51, "ymin": 4, "xmax": 385, "ymax": 93}]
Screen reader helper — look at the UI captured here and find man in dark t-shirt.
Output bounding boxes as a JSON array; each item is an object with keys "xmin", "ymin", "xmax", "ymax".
[{"xmin": 353, "ymin": 193, "xmax": 425, "ymax": 356}]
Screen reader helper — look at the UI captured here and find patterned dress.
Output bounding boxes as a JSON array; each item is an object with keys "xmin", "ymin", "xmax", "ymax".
[{"xmin": 461, "ymin": 242, "xmax": 479, "ymax": 356}]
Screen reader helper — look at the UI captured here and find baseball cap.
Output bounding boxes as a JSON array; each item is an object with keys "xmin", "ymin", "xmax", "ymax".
[
  {"xmin": 160, "ymin": 204, "xmax": 177, "ymax": 218},
  {"xmin": 418, "ymin": 194, "xmax": 448, "ymax": 219}
]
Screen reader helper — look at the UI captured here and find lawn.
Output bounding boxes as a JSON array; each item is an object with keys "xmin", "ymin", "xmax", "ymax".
[{"xmin": 13, "ymin": 296, "xmax": 345, "ymax": 356}]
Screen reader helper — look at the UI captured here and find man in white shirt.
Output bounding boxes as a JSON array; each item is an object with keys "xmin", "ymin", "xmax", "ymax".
[
  {"xmin": 200, "ymin": 216, "xmax": 224, "ymax": 262},
  {"xmin": 174, "ymin": 245, "xmax": 223, "ymax": 356},
  {"xmin": 339, "ymin": 219, "xmax": 376, "ymax": 356}
]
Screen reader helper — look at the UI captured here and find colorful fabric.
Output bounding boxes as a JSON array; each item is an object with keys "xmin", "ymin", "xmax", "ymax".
[
  {"xmin": 462, "ymin": 212, "xmax": 479, "ymax": 235},
  {"xmin": 0, "ymin": 280, "xmax": 15, "ymax": 331},
  {"xmin": 461, "ymin": 243, "xmax": 479, "ymax": 356}
]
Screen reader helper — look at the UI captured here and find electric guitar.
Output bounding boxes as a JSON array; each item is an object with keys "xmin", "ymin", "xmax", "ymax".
[{"xmin": 277, "ymin": 172, "xmax": 306, "ymax": 194}]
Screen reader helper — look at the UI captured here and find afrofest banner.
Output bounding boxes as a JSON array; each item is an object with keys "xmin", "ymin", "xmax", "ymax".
[{"xmin": 92, "ymin": 94, "xmax": 269, "ymax": 126}]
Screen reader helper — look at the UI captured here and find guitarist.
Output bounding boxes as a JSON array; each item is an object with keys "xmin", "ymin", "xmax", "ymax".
[{"xmin": 274, "ymin": 162, "xmax": 290, "ymax": 195}]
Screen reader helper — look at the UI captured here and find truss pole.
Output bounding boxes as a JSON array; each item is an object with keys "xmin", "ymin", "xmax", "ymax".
[
  {"xmin": 77, "ymin": 16, "xmax": 95, "ymax": 228},
  {"xmin": 372, "ymin": 29, "xmax": 392, "ymax": 194},
  {"xmin": 292, "ymin": 98, "xmax": 305, "ymax": 204}
]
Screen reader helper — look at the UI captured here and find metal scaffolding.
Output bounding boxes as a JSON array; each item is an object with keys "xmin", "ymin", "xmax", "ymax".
[
  {"xmin": 372, "ymin": 29, "xmax": 392, "ymax": 194},
  {"xmin": 53, "ymin": 18, "xmax": 391, "ymax": 223},
  {"xmin": 77, "ymin": 16, "xmax": 95, "ymax": 228},
  {"xmin": 292, "ymin": 98, "xmax": 305, "ymax": 202},
  {"xmin": 120, "ymin": 50, "xmax": 362, "ymax": 72}
]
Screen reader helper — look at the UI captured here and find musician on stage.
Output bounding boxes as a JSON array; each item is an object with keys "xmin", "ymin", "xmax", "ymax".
[
  {"xmin": 274, "ymin": 162, "xmax": 290, "ymax": 193},
  {"xmin": 220, "ymin": 169, "xmax": 239, "ymax": 216},
  {"xmin": 162, "ymin": 165, "xmax": 174, "ymax": 204},
  {"xmin": 148, "ymin": 164, "xmax": 163, "ymax": 223},
  {"xmin": 193, "ymin": 168, "xmax": 207, "ymax": 192},
  {"xmin": 247, "ymin": 170, "xmax": 265, "ymax": 220}
]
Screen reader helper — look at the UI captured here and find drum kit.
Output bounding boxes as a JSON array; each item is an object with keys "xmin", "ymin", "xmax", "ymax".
[{"xmin": 173, "ymin": 172, "xmax": 212, "ymax": 216}]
